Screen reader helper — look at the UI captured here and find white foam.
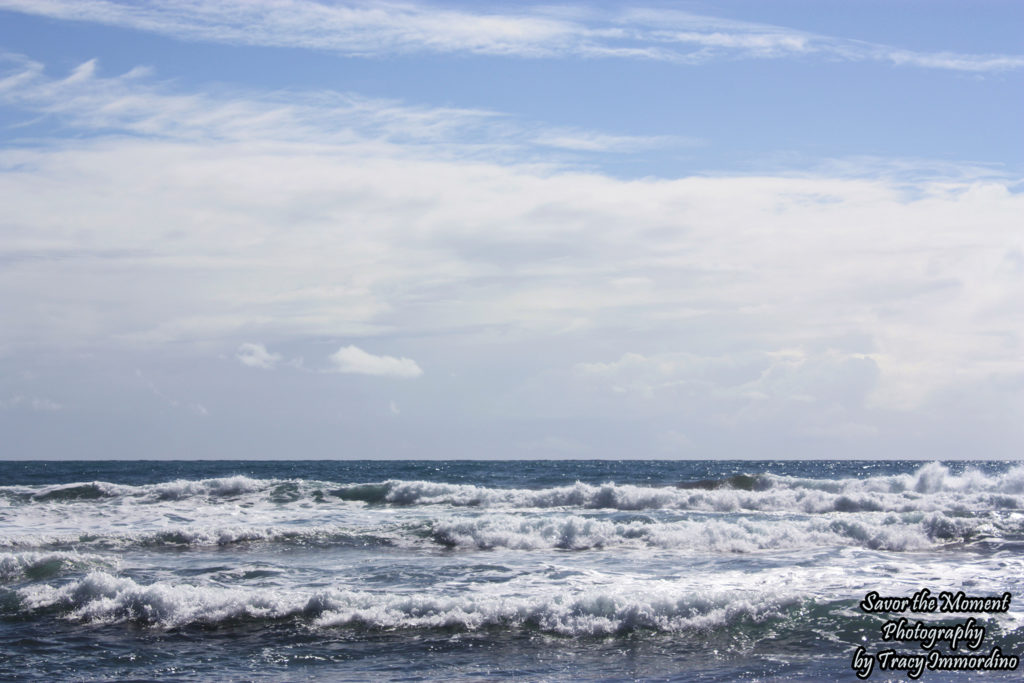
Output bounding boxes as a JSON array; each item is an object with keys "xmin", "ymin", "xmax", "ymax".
[
  {"xmin": 15, "ymin": 569, "xmax": 797, "ymax": 634},
  {"xmin": 3, "ymin": 464, "xmax": 1021, "ymax": 559},
  {"xmin": 428, "ymin": 510, "xmax": 971, "ymax": 553},
  {"xmin": 4, "ymin": 463, "xmax": 1022, "ymax": 517},
  {"xmin": 148, "ymin": 476, "xmax": 270, "ymax": 500},
  {"xmin": 0, "ymin": 506, "xmax": 983, "ymax": 554},
  {"xmin": 311, "ymin": 579, "xmax": 802, "ymax": 635},
  {"xmin": 18, "ymin": 571, "xmax": 308, "ymax": 628}
]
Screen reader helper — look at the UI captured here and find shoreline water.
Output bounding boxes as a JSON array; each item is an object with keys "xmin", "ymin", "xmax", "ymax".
[{"xmin": 2, "ymin": 459, "xmax": 1022, "ymax": 681}]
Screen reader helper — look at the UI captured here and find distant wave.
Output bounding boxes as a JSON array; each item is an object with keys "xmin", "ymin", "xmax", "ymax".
[
  {"xmin": 0, "ymin": 509, "xmax": 1010, "ymax": 555},
  {"xmin": 336, "ymin": 462, "xmax": 1024, "ymax": 513},
  {"xmin": 4, "ymin": 462, "xmax": 1023, "ymax": 515},
  {"xmin": 3, "ymin": 463, "xmax": 1022, "ymax": 555}
]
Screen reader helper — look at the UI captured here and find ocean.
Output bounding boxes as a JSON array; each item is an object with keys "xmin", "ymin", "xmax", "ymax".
[{"xmin": 1, "ymin": 459, "xmax": 1022, "ymax": 682}]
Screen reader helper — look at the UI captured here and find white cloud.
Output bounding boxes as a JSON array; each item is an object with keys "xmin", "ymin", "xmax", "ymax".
[
  {"xmin": 329, "ymin": 345, "xmax": 422, "ymax": 378},
  {"xmin": 0, "ymin": 0, "xmax": 1020, "ymax": 72},
  {"xmin": 236, "ymin": 342, "xmax": 282, "ymax": 369},
  {"xmin": 2, "ymin": 125, "xmax": 1020, "ymax": 410},
  {"xmin": 0, "ymin": 53, "xmax": 1021, "ymax": 422}
]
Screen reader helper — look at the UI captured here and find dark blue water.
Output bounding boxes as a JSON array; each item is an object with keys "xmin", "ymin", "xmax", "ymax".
[
  {"xmin": 2, "ymin": 460, "xmax": 1022, "ymax": 681},
  {"xmin": 3, "ymin": 458, "xmax": 1010, "ymax": 487}
]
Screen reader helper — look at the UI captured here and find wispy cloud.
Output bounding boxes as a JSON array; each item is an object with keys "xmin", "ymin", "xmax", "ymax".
[
  {"xmin": 329, "ymin": 345, "xmax": 423, "ymax": 378},
  {"xmin": 0, "ymin": 53, "xmax": 683, "ymax": 159},
  {"xmin": 0, "ymin": 0, "xmax": 1020, "ymax": 72},
  {"xmin": 0, "ymin": 0, "xmax": 578, "ymax": 58},
  {"xmin": 531, "ymin": 129, "xmax": 696, "ymax": 153},
  {"xmin": 0, "ymin": 53, "xmax": 497, "ymax": 146}
]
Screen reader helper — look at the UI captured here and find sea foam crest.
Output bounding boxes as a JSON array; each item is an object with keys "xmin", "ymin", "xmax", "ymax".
[
  {"xmin": 329, "ymin": 463, "xmax": 1024, "ymax": 516},
  {"xmin": 4, "ymin": 463, "xmax": 1022, "ymax": 518},
  {"xmin": 3, "ymin": 476, "xmax": 279, "ymax": 505},
  {"xmin": 312, "ymin": 583, "xmax": 797, "ymax": 635},
  {"xmin": 427, "ymin": 512, "xmax": 959, "ymax": 552},
  {"xmin": 17, "ymin": 571, "xmax": 797, "ymax": 634},
  {"xmin": 18, "ymin": 571, "xmax": 309, "ymax": 628},
  {"xmin": 147, "ymin": 475, "xmax": 269, "ymax": 500},
  {"xmin": 0, "ymin": 508, "xmax": 990, "ymax": 554}
]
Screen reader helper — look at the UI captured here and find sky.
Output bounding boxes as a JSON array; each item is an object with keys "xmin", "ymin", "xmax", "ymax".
[{"xmin": 0, "ymin": 0, "xmax": 1022, "ymax": 460}]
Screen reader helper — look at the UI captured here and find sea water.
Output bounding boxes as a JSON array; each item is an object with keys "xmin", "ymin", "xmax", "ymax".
[{"xmin": 1, "ymin": 460, "xmax": 1022, "ymax": 681}]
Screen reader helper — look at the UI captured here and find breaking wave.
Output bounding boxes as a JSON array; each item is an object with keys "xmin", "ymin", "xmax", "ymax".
[
  {"xmin": 328, "ymin": 462, "xmax": 1024, "ymax": 517},
  {"xmin": 426, "ymin": 510, "xmax": 994, "ymax": 552},
  {"xmin": 3, "ymin": 463, "xmax": 1022, "ymax": 555},
  {"xmin": 4, "ymin": 463, "xmax": 1023, "ymax": 515},
  {"xmin": 3, "ymin": 512, "xmax": 1006, "ymax": 555},
  {"xmin": 16, "ymin": 570, "xmax": 800, "ymax": 635}
]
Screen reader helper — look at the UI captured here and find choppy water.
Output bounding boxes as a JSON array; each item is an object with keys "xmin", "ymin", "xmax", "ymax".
[{"xmin": 1, "ymin": 460, "xmax": 1022, "ymax": 681}]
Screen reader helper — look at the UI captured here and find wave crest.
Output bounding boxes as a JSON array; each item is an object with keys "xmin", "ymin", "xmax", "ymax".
[
  {"xmin": 3, "ymin": 463, "xmax": 1022, "ymax": 524},
  {"xmin": 17, "ymin": 571, "xmax": 796, "ymax": 634}
]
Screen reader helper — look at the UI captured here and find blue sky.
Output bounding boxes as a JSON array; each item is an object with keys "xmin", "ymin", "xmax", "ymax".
[{"xmin": 0, "ymin": 1, "xmax": 1022, "ymax": 459}]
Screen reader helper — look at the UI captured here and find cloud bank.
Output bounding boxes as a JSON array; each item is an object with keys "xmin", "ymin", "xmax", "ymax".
[
  {"xmin": 0, "ymin": 50, "xmax": 1021, "ymax": 455},
  {"xmin": 0, "ymin": 57, "xmax": 1020, "ymax": 414}
]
